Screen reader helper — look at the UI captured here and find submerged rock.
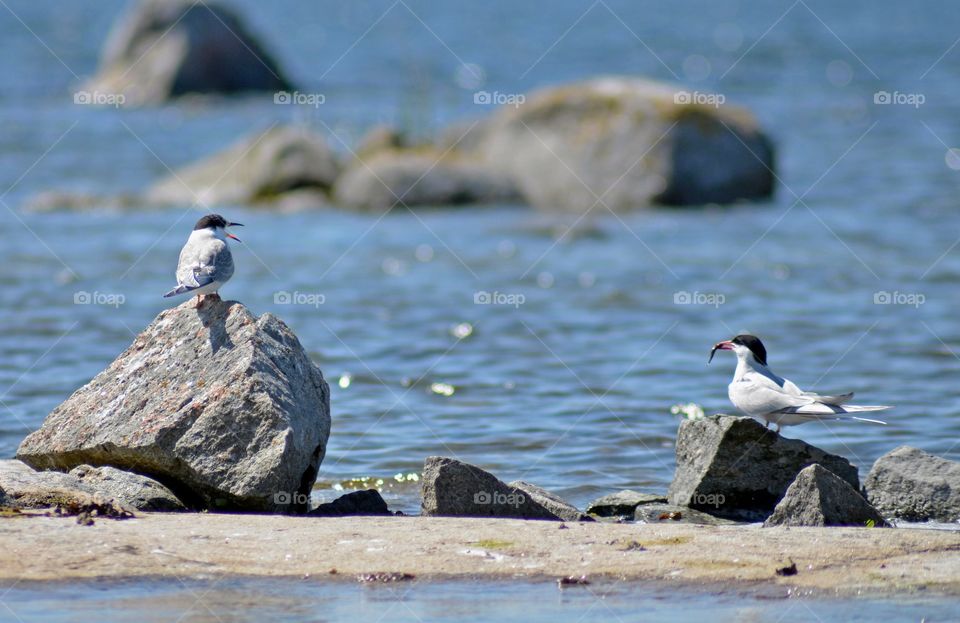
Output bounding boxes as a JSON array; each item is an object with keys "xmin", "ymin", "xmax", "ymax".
[
  {"xmin": 17, "ymin": 298, "xmax": 330, "ymax": 513},
  {"xmin": 84, "ymin": 0, "xmax": 291, "ymax": 105},
  {"xmin": 70, "ymin": 465, "xmax": 185, "ymax": 512},
  {"xmin": 586, "ymin": 490, "xmax": 667, "ymax": 517},
  {"xmin": 865, "ymin": 446, "xmax": 960, "ymax": 522},
  {"xmin": 470, "ymin": 76, "xmax": 775, "ymax": 210},
  {"xmin": 420, "ymin": 456, "xmax": 586, "ymax": 521},
  {"xmin": 764, "ymin": 464, "xmax": 888, "ymax": 528},
  {"xmin": 634, "ymin": 503, "xmax": 738, "ymax": 525},
  {"xmin": 309, "ymin": 489, "xmax": 391, "ymax": 517},
  {"xmin": 667, "ymin": 415, "xmax": 859, "ymax": 521},
  {"xmin": 333, "ymin": 151, "xmax": 522, "ymax": 211},
  {"xmin": 146, "ymin": 125, "xmax": 339, "ymax": 206}
]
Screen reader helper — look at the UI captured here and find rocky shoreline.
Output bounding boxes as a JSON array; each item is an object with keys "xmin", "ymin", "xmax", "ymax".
[
  {"xmin": 4, "ymin": 296, "xmax": 959, "ymax": 529},
  {"xmin": 2, "ymin": 297, "xmax": 959, "ymax": 597}
]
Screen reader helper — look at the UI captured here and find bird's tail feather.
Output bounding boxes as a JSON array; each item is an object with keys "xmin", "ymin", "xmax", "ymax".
[
  {"xmin": 838, "ymin": 404, "xmax": 891, "ymax": 413},
  {"xmin": 804, "ymin": 391, "xmax": 854, "ymax": 405},
  {"xmin": 847, "ymin": 415, "xmax": 888, "ymax": 425},
  {"xmin": 163, "ymin": 284, "xmax": 194, "ymax": 298}
]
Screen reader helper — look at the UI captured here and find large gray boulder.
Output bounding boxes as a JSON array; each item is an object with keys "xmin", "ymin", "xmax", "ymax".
[
  {"xmin": 146, "ymin": 125, "xmax": 339, "ymax": 206},
  {"xmin": 764, "ymin": 464, "xmax": 888, "ymax": 528},
  {"xmin": 70, "ymin": 465, "xmax": 185, "ymax": 512},
  {"xmin": 17, "ymin": 298, "xmax": 330, "ymax": 513},
  {"xmin": 333, "ymin": 150, "xmax": 522, "ymax": 211},
  {"xmin": 667, "ymin": 415, "xmax": 860, "ymax": 521},
  {"xmin": 586, "ymin": 490, "xmax": 667, "ymax": 517},
  {"xmin": 84, "ymin": 0, "xmax": 291, "ymax": 105},
  {"xmin": 865, "ymin": 446, "xmax": 960, "ymax": 522},
  {"xmin": 421, "ymin": 456, "xmax": 586, "ymax": 521},
  {"xmin": 470, "ymin": 76, "xmax": 774, "ymax": 210}
]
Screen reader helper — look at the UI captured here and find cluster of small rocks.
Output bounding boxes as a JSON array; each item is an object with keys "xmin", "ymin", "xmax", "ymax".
[{"xmin": 584, "ymin": 415, "xmax": 960, "ymax": 528}]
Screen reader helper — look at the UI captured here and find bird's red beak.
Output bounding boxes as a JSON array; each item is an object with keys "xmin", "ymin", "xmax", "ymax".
[
  {"xmin": 226, "ymin": 222, "xmax": 243, "ymax": 242},
  {"xmin": 708, "ymin": 340, "xmax": 734, "ymax": 363}
]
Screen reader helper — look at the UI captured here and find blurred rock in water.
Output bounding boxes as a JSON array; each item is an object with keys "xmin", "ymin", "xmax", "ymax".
[
  {"xmin": 333, "ymin": 150, "xmax": 522, "ymax": 211},
  {"xmin": 146, "ymin": 125, "xmax": 340, "ymax": 206},
  {"xmin": 466, "ymin": 76, "xmax": 775, "ymax": 210},
  {"xmin": 84, "ymin": 0, "xmax": 292, "ymax": 106}
]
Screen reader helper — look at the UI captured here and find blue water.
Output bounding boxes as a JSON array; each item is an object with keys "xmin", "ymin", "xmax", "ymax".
[
  {"xmin": 1, "ymin": 577, "xmax": 956, "ymax": 623},
  {"xmin": 2, "ymin": 1, "xmax": 960, "ymax": 516}
]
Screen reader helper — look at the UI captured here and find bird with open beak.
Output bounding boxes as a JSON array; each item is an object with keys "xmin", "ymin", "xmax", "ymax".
[
  {"xmin": 163, "ymin": 214, "xmax": 242, "ymax": 307},
  {"xmin": 709, "ymin": 334, "xmax": 890, "ymax": 433}
]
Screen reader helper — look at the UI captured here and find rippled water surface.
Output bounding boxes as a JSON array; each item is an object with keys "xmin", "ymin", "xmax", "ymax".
[
  {"xmin": 2, "ymin": 0, "xmax": 960, "ymax": 518},
  {"xmin": 4, "ymin": 578, "xmax": 958, "ymax": 623}
]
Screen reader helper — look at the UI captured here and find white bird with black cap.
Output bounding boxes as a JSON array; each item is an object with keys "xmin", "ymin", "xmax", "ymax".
[
  {"xmin": 163, "ymin": 214, "xmax": 242, "ymax": 307},
  {"xmin": 709, "ymin": 334, "xmax": 891, "ymax": 433}
]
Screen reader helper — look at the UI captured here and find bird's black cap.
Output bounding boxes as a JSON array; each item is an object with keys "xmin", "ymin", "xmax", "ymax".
[
  {"xmin": 194, "ymin": 214, "xmax": 242, "ymax": 230},
  {"xmin": 732, "ymin": 334, "xmax": 767, "ymax": 366}
]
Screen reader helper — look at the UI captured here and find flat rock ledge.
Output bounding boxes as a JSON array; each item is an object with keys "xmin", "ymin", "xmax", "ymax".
[{"xmin": 1, "ymin": 514, "xmax": 958, "ymax": 595}]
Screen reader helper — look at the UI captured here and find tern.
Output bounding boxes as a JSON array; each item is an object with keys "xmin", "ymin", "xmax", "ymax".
[
  {"xmin": 163, "ymin": 214, "xmax": 242, "ymax": 306},
  {"xmin": 709, "ymin": 334, "xmax": 890, "ymax": 432}
]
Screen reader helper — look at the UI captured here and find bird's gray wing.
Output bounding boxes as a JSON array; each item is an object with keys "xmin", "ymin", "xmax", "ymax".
[
  {"xmin": 733, "ymin": 370, "xmax": 817, "ymax": 415},
  {"xmin": 776, "ymin": 372, "xmax": 854, "ymax": 405},
  {"xmin": 176, "ymin": 239, "xmax": 233, "ymax": 288}
]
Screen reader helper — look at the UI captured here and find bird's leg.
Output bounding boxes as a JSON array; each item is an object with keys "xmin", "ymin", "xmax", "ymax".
[
  {"xmin": 764, "ymin": 421, "xmax": 770, "ymax": 429},
  {"xmin": 774, "ymin": 424, "xmax": 781, "ymax": 434},
  {"xmin": 194, "ymin": 294, "xmax": 204, "ymax": 309}
]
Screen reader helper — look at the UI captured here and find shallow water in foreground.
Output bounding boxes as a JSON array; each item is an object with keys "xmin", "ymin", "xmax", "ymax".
[{"xmin": 2, "ymin": 577, "xmax": 955, "ymax": 623}]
